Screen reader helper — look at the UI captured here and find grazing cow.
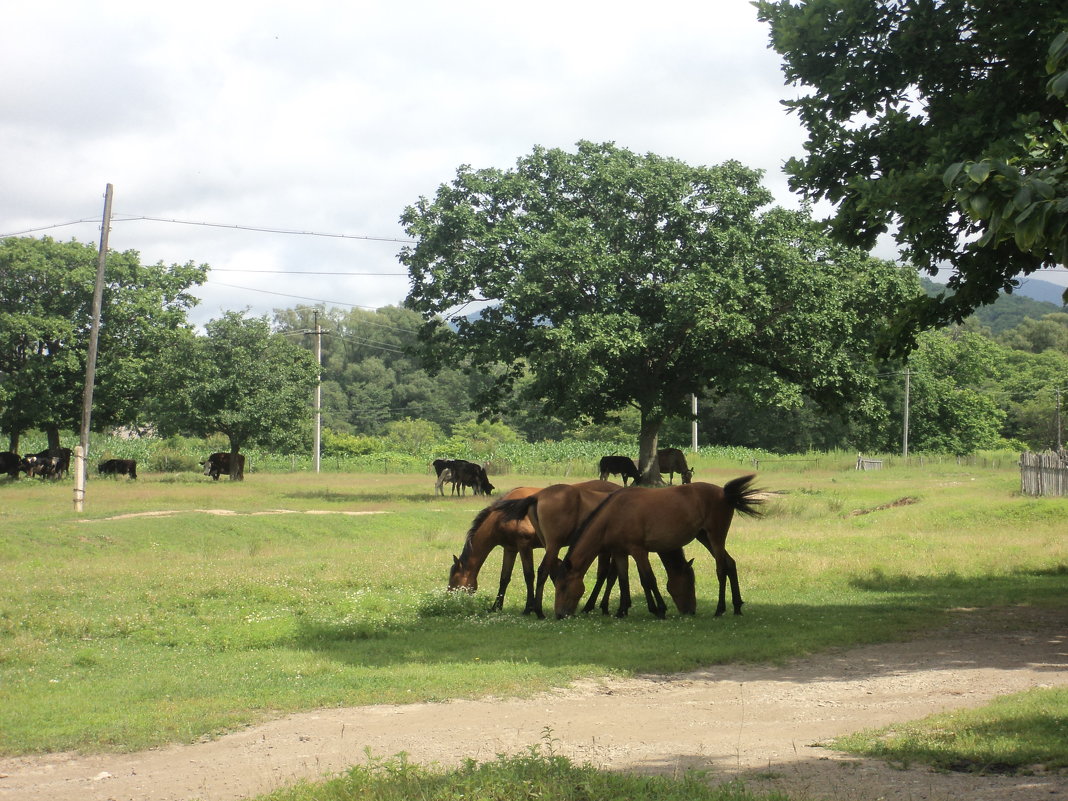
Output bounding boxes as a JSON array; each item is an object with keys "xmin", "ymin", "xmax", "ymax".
[
  {"xmin": 98, "ymin": 458, "xmax": 137, "ymax": 479},
  {"xmin": 432, "ymin": 458, "xmax": 494, "ymax": 496},
  {"xmin": 657, "ymin": 448, "xmax": 694, "ymax": 484},
  {"xmin": 598, "ymin": 455, "xmax": 640, "ymax": 486},
  {"xmin": 201, "ymin": 452, "xmax": 245, "ymax": 481},
  {"xmin": 1, "ymin": 451, "xmax": 20, "ymax": 479},
  {"xmin": 450, "ymin": 460, "xmax": 494, "ymax": 496},
  {"xmin": 22, "ymin": 447, "xmax": 71, "ymax": 479}
]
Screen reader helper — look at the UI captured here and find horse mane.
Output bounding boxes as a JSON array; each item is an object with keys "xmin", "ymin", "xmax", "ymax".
[
  {"xmin": 723, "ymin": 474, "xmax": 765, "ymax": 517},
  {"xmin": 457, "ymin": 505, "xmax": 496, "ymax": 562}
]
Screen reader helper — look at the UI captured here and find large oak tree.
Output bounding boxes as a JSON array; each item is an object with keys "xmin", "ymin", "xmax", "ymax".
[
  {"xmin": 400, "ymin": 142, "xmax": 918, "ymax": 480},
  {"xmin": 151, "ymin": 312, "xmax": 319, "ymax": 477}
]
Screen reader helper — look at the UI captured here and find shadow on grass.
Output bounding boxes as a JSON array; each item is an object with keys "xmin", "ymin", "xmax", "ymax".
[{"xmin": 289, "ymin": 564, "xmax": 1068, "ymax": 682}]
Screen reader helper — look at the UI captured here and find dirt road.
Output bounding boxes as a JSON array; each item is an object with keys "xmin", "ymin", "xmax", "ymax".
[{"xmin": 1, "ymin": 606, "xmax": 1065, "ymax": 801}]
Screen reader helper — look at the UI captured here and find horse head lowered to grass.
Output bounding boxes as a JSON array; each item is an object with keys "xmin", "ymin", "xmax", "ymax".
[
  {"xmin": 492, "ymin": 479, "xmax": 621, "ymax": 618},
  {"xmin": 448, "ymin": 486, "xmax": 543, "ymax": 613},
  {"xmin": 553, "ymin": 476, "xmax": 764, "ymax": 619}
]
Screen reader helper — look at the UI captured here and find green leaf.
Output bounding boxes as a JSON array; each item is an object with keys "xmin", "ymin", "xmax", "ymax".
[
  {"xmin": 967, "ymin": 162, "xmax": 993, "ymax": 184},
  {"xmin": 943, "ymin": 162, "xmax": 966, "ymax": 187}
]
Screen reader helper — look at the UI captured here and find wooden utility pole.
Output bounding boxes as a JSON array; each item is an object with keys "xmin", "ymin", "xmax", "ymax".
[{"xmin": 75, "ymin": 183, "xmax": 113, "ymax": 511}]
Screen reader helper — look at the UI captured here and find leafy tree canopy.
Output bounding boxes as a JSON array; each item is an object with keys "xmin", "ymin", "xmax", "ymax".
[
  {"xmin": 0, "ymin": 235, "xmax": 206, "ymax": 451},
  {"xmin": 756, "ymin": 0, "xmax": 1068, "ymax": 340},
  {"xmin": 400, "ymin": 141, "xmax": 919, "ymax": 478}
]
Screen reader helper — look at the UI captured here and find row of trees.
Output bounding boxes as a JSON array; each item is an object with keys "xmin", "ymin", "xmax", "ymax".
[
  {"xmin": 2, "ymin": 243, "xmax": 1064, "ymax": 470},
  {"xmin": 4, "ymin": 4, "xmax": 1064, "ymax": 473},
  {"xmin": 0, "ymin": 237, "xmax": 317, "ymax": 476},
  {"xmin": 275, "ymin": 300, "xmax": 1066, "ymax": 457}
]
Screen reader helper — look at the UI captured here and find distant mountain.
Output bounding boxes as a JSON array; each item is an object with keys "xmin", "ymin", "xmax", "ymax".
[
  {"xmin": 921, "ymin": 277, "xmax": 1066, "ymax": 335},
  {"xmin": 1013, "ymin": 276, "xmax": 1068, "ymax": 306}
]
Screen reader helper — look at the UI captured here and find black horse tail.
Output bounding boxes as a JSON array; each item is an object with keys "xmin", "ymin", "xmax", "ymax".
[
  {"xmin": 493, "ymin": 496, "xmax": 537, "ymax": 522},
  {"xmin": 723, "ymin": 474, "xmax": 765, "ymax": 518}
]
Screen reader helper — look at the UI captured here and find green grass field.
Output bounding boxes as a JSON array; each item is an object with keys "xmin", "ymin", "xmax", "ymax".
[{"xmin": 2, "ymin": 459, "xmax": 1066, "ymax": 770}]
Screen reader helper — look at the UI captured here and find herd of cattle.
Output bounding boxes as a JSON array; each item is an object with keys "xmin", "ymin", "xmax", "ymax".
[
  {"xmin": 1, "ymin": 448, "xmax": 74, "ymax": 480},
  {"xmin": 3, "ymin": 446, "xmax": 692, "ymax": 491},
  {"xmin": 0, "ymin": 448, "xmax": 246, "ymax": 481},
  {"xmin": 432, "ymin": 449, "xmax": 693, "ymax": 497}
]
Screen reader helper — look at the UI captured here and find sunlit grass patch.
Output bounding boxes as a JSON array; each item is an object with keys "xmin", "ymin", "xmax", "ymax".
[
  {"xmin": 256, "ymin": 743, "xmax": 791, "ymax": 801},
  {"xmin": 832, "ymin": 687, "xmax": 1068, "ymax": 774}
]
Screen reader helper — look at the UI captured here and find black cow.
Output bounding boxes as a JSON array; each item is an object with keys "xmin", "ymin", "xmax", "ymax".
[
  {"xmin": 201, "ymin": 452, "xmax": 245, "ymax": 481},
  {"xmin": 598, "ymin": 455, "xmax": 640, "ymax": 486},
  {"xmin": 432, "ymin": 458, "xmax": 494, "ymax": 496},
  {"xmin": 1, "ymin": 451, "xmax": 21, "ymax": 479},
  {"xmin": 98, "ymin": 458, "xmax": 137, "ymax": 479},
  {"xmin": 22, "ymin": 447, "xmax": 71, "ymax": 479},
  {"xmin": 657, "ymin": 448, "xmax": 694, "ymax": 484}
]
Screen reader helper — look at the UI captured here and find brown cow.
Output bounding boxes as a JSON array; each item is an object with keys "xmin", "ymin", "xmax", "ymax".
[{"xmin": 657, "ymin": 448, "xmax": 694, "ymax": 484}]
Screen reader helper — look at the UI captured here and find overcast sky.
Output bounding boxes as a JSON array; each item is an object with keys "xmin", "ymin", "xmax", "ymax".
[{"xmin": 3, "ymin": 1, "xmax": 1064, "ymax": 327}]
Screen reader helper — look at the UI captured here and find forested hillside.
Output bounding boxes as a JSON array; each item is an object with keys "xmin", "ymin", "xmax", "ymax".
[{"xmin": 275, "ymin": 287, "xmax": 1068, "ymax": 456}]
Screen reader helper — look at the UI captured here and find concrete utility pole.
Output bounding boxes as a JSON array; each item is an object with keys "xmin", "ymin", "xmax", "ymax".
[
  {"xmin": 690, "ymin": 393, "xmax": 698, "ymax": 451},
  {"xmin": 75, "ymin": 183, "xmax": 113, "ymax": 512}
]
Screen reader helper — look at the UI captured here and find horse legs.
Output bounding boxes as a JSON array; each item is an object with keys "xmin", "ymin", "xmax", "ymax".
[
  {"xmin": 631, "ymin": 550, "xmax": 667, "ymax": 618},
  {"xmin": 612, "ymin": 553, "xmax": 632, "ymax": 618},
  {"xmin": 718, "ymin": 551, "xmax": 743, "ymax": 615},
  {"xmin": 581, "ymin": 553, "xmax": 612, "ymax": 614},
  {"xmin": 697, "ymin": 532, "xmax": 743, "ymax": 616},
  {"xmin": 532, "ymin": 548, "xmax": 560, "ymax": 620},
  {"xmin": 519, "ymin": 547, "xmax": 538, "ymax": 615},
  {"xmin": 492, "ymin": 548, "xmax": 517, "ymax": 612}
]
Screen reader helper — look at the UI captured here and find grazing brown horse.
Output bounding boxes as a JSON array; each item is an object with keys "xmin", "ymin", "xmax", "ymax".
[
  {"xmin": 494, "ymin": 479, "xmax": 623, "ymax": 619},
  {"xmin": 583, "ymin": 549, "xmax": 697, "ymax": 617},
  {"xmin": 554, "ymin": 476, "xmax": 763, "ymax": 619},
  {"xmin": 449, "ymin": 486, "xmax": 542, "ymax": 613}
]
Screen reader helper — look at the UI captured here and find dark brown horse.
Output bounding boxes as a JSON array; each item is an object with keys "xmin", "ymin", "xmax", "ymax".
[
  {"xmin": 494, "ymin": 479, "xmax": 623, "ymax": 618},
  {"xmin": 449, "ymin": 486, "xmax": 542, "ymax": 613},
  {"xmin": 554, "ymin": 476, "xmax": 763, "ymax": 619}
]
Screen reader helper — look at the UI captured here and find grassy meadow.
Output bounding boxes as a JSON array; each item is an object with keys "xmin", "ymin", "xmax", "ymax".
[{"xmin": 1, "ymin": 455, "xmax": 1066, "ymax": 759}]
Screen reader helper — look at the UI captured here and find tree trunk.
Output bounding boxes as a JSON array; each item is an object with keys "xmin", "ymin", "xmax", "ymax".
[
  {"xmin": 46, "ymin": 426, "xmax": 61, "ymax": 452},
  {"xmin": 228, "ymin": 439, "xmax": 244, "ymax": 481},
  {"xmin": 8, "ymin": 432, "xmax": 19, "ymax": 453},
  {"xmin": 636, "ymin": 414, "xmax": 663, "ymax": 486}
]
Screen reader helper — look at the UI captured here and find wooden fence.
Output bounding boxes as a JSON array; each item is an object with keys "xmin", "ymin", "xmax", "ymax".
[{"xmin": 1019, "ymin": 451, "xmax": 1068, "ymax": 497}]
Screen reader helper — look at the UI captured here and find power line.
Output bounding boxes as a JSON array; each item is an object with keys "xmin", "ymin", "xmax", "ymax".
[
  {"xmin": 1, "ymin": 214, "xmax": 415, "ymax": 244},
  {"xmin": 1, "ymin": 218, "xmax": 101, "ymax": 237},
  {"xmin": 113, "ymin": 214, "xmax": 416, "ymax": 244},
  {"xmin": 208, "ymin": 280, "xmax": 390, "ymax": 310}
]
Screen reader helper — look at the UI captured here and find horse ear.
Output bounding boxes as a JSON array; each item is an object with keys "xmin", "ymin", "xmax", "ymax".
[
  {"xmin": 687, "ymin": 558, "xmax": 694, "ymax": 567},
  {"xmin": 452, "ymin": 554, "xmax": 460, "ymax": 566}
]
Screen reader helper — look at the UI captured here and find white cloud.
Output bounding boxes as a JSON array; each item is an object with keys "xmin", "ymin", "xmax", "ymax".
[{"xmin": 7, "ymin": 0, "xmax": 1060, "ymax": 327}]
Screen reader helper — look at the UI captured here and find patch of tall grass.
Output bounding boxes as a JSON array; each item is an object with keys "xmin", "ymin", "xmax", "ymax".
[{"xmin": 832, "ymin": 687, "xmax": 1068, "ymax": 774}]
